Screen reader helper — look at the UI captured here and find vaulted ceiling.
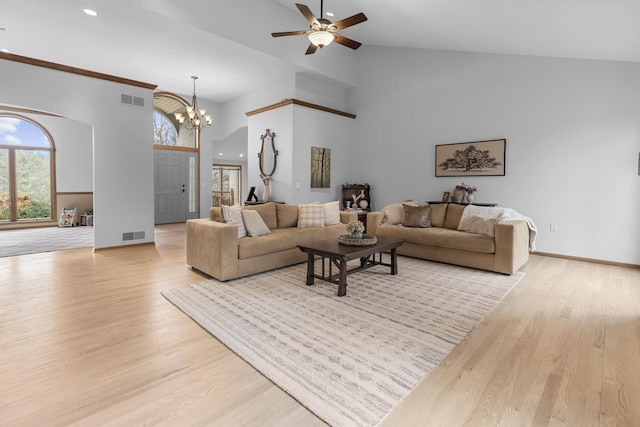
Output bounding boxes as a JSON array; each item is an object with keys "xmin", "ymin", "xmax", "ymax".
[{"xmin": 2, "ymin": 0, "xmax": 639, "ymax": 103}]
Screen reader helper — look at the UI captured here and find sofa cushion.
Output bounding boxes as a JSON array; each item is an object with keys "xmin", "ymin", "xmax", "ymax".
[
  {"xmin": 382, "ymin": 200, "xmax": 418, "ymax": 225},
  {"xmin": 241, "ymin": 209, "xmax": 271, "ymax": 237},
  {"xmin": 402, "ymin": 204, "xmax": 431, "ymax": 228},
  {"xmin": 376, "ymin": 224, "xmax": 495, "ymax": 254},
  {"xmin": 429, "ymin": 203, "xmax": 448, "ymax": 228},
  {"xmin": 276, "ymin": 203, "xmax": 298, "ymax": 228},
  {"xmin": 238, "ymin": 224, "xmax": 346, "ymax": 259},
  {"xmin": 298, "ymin": 203, "xmax": 325, "ymax": 228},
  {"xmin": 444, "ymin": 203, "xmax": 465, "ymax": 230},
  {"xmin": 243, "ymin": 202, "xmax": 277, "ymax": 229},
  {"xmin": 323, "ymin": 201, "xmax": 341, "ymax": 225},
  {"xmin": 222, "ymin": 205, "xmax": 247, "ymax": 239}
]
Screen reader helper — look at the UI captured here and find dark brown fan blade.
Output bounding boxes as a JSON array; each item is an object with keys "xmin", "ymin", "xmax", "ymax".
[
  {"xmin": 272, "ymin": 30, "xmax": 308, "ymax": 37},
  {"xmin": 296, "ymin": 4, "xmax": 319, "ymax": 26},
  {"xmin": 333, "ymin": 12, "xmax": 367, "ymax": 30},
  {"xmin": 305, "ymin": 43, "xmax": 318, "ymax": 55},
  {"xmin": 334, "ymin": 34, "xmax": 362, "ymax": 50}
]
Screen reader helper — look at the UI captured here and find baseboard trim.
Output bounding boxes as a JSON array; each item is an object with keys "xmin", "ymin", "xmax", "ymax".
[
  {"xmin": 533, "ymin": 251, "xmax": 640, "ymax": 269},
  {"xmin": 93, "ymin": 241, "xmax": 155, "ymax": 252}
]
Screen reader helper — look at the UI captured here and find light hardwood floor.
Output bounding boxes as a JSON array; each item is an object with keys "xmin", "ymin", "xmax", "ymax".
[{"xmin": 1, "ymin": 223, "xmax": 638, "ymax": 426}]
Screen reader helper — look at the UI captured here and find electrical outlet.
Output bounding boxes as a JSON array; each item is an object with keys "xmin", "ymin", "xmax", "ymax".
[{"xmin": 550, "ymin": 223, "xmax": 558, "ymax": 232}]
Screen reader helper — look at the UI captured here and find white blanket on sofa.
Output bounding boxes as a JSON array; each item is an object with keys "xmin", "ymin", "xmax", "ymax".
[{"xmin": 458, "ymin": 205, "xmax": 538, "ymax": 251}]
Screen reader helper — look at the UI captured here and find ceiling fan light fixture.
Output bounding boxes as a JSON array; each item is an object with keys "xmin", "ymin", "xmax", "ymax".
[{"xmin": 308, "ymin": 30, "xmax": 335, "ymax": 48}]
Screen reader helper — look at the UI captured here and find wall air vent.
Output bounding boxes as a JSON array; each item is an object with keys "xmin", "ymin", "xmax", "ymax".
[
  {"xmin": 120, "ymin": 94, "xmax": 144, "ymax": 107},
  {"xmin": 122, "ymin": 231, "xmax": 146, "ymax": 241}
]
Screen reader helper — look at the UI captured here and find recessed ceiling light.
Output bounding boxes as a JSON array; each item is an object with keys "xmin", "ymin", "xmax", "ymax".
[
  {"xmin": 326, "ymin": 12, "xmax": 334, "ymax": 17},
  {"xmin": 239, "ymin": 153, "xmax": 244, "ymax": 157},
  {"xmin": 218, "ymin": 152, "xmax": 224, "ymax": 156},
  {"xmin": 83, "ymin": 9, "xmax": 98, "ymax": 16}
]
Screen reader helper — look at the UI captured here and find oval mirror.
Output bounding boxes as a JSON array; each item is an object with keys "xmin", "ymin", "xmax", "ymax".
[{"xmin": 259, "ymin": 129, "xmax": 278, "ymax": 178}]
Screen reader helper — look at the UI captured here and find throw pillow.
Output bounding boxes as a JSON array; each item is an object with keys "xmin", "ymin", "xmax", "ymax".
[
  {"xmin": 323, "ymin": 201, "xmax": 341, "ymax": 225},
  {"xmin": 275, "ymin": 204, "xmax": 299, "ymax": 228},
  {"xmin": 241, "ymin": 209, "xmax": 271, "ymax": 237},
  {"xmin": 382, "ymin": 200, "xmax": 418, "ymax": 225},
  {"xmin": 243, "ymin": 202, "xmax": 277, "ymax": 229},
  {"xmin": 298, "ymin": 203, "xmax": 325, "ymax": 228},
  {"xmin": 461, "ymin": 216, "xmax": 500, "ymax": 237},
  {"xmin": 222, "ymin": 205, "xmax": 247, "ymax": 239},
  {"xmin": 402, "ymin": 204, "xmax": 432, "ymax": 228}
]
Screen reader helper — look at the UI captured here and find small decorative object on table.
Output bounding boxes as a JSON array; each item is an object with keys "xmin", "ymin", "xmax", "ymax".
[
  {"xmin": 338, "ymin": 233, "xmax": 377, "ymax": 246},
  {"xmin": 442, "ymin": 191, "xmax": 450, "ymax": 202},
  {"xmin": 462, "ymin": 182, "xmax": 477, "ymax": 204},
  {"xmin": 346, "ymin": 220, "xmax": 365, "ymax": 238},
  {"xmin": 453, "ymin": 185, "xmax": 466, "ymax": 203}
]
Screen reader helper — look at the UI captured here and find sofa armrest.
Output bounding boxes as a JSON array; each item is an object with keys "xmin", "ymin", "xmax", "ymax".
[
  {"xmin": 366, "ymin": 211, "xmax": 385, "ymax": 235},
  {"xmin": 494, "ymin": 220, "xmax": 530, "ymax": 274},
  {"xmin": 340, "ymin": 211, "xmax": 358, "ymax": 224},
  {"xmin": 186, "ymin": 218, "xmax": 239, "ymax": 281}
]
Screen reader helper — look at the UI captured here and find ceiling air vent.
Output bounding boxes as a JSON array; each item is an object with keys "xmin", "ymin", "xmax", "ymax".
[{"xmin": 120, "ymin": 94, "xmax": 145, "ymax": 107}]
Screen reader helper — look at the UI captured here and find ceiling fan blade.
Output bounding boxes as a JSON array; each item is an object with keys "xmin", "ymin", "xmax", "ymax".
[
  {"xmin": 272, "ymin": 30, "xmax": 308, "ymax": 37},
  {"xmin": 333, "ymin": 12, "xmax": 367, "ymax": 30},
  {"xmin": 305, "ymin": 43, "xmax": 318, "ymax": 55},
  {"xmin": 296, "ymin": 4, "xmax": 319, "ymax": 26},
  {"xmin": 334, "ymin": 34, "xmax": 362, "ymax": 50}
]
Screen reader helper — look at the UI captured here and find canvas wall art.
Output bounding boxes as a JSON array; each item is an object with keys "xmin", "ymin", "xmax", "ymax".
[
  {"xmin": 435, "ymin": 139, "xmax": 506, "ymax": 177},
  {"xmin": 311, "ymin": 146, "xmax": 331, "ymax": 188}
]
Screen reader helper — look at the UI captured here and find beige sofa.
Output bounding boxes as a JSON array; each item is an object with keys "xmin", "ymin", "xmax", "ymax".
[
  {"xmin": 367, "ymin": 203, "xmax": 530, "ymax": 274},
  {"xmin": 187, "ymin": 202, "xmax": 357, "ymax": 281}
]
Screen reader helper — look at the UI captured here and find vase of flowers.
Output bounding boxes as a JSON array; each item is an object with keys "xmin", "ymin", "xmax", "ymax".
[
  {"xmin": 464, "ymin": 184, "xmax": 477, "ymax": 204},
  {"xmin": 346, "ymin": 220, "xmax": 365, "ymax": 238}
]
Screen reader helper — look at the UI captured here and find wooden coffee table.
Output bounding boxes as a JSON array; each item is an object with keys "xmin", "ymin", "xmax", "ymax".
[{"xmin": 298, "ymin": 235, "xmax": 405, "ymax": 297}]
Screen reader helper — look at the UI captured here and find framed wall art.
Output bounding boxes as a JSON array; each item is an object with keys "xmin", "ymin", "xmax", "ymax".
[
  {"xmin": 435, "ymin": 139, "xmax": 506, "ymax": 177},
  {"xmin": 310, "ymin": 146, "xmax": 331, "ymax": 188}
]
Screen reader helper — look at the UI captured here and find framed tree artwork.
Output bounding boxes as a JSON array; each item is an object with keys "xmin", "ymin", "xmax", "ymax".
[
  {"xmin": 311, "ymin": 146, "xmax": 331, "ymax": 188},
  {"xmin": 435, "ymin": 139, "xmax": 506, "ymax": 177}
]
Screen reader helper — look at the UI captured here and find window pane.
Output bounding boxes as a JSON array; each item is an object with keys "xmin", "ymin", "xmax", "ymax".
[
  {"xmin": 0, "ymin": 149, "xmax": 8, "ymax": 221},
  {"xmin": 16, "ymin": 149, "xmax": 51, "ymax": 219},
  {"xmin": 188, "ymin": 156, "xmax": 196, "ymax": 213},
  {"xmin": 0, "ymin": 117, "xmax": 51, "ymax": 148},
  {"xmin": 153, "ymin": 111, "xmax": 178, "ymax": 146}
]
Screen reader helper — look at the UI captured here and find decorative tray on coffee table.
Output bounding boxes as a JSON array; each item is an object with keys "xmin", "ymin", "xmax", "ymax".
[{"xmin": 338, "ymin": 234, "xmax": 378, "ymax": 246}]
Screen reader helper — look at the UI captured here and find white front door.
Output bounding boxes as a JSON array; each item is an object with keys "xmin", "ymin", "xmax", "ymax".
[{"xmin": 154, "ymin": 150, "xmax": 190, "ymax": 224}]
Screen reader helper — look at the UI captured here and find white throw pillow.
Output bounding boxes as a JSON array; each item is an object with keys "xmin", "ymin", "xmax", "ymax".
[
  {"xmin": 298, "ymin": 203, "xmax": 325, "ymax": 228},
  {"xmin": 241, "ymin": 209, "xmax": 271, "ymax": 237},
  {"xmin": 323, "ymin": 201, "xmax": 341, "ymax": 225},
  {"xmin": 459, "ymin": 215, "xmax": 500, "ymax": 237},
  {"xmin": 382, "ymin": 200, "xmax": 418, "ymax": 225},
  {"xmin": 222, "ymin": 205, "xmax": 247, "ymax": 239}
]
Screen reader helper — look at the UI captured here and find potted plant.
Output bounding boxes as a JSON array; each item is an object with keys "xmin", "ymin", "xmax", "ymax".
[{"xmin": 346, "ymin": 220, "xmax": 365, "ymax": 238}]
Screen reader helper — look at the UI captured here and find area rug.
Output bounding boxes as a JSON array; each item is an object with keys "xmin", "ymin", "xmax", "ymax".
[
  {"xmin": 162, "ymin": 257, "xmax": 523, "ymax": 427},
  {"xmin": 0, "ymin": 226, "xmax": 94, "ymax": 257}
]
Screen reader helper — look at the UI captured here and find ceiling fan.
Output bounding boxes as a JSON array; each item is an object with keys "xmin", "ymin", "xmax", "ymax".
[{"xmin": 271, "ymin": 1, "xmax": 368, "ymax": 55}]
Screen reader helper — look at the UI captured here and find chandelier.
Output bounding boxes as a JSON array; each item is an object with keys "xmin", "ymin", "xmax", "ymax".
[{"xmin": 174, "ymin": 76, "xmax": 213, "ymax": 131}]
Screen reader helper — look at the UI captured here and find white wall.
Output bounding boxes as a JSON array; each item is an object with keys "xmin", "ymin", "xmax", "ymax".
[
  {"xmin": 349, "ymin": 47, "xmax": 640, "ymax": 264},
  {"xmin": 0, "ymin": 59, "xmax": 154, "ymax": 249}
]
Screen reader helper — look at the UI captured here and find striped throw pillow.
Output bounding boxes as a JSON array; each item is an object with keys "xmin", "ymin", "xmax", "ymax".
[{"xmin": 298, "ymin": 203, "xmax": 325, "ymax": 228}]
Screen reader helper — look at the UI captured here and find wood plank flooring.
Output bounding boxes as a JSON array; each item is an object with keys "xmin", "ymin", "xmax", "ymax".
[{"xmin": 1, "ymin": 223, "xmax": 638, "ymax": 426}]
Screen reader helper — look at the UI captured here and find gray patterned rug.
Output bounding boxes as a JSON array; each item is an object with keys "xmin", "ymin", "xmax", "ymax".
[
  {"xmin": 0, "ymin": 226, "xmax": 94, "ymax": 257},
  {"xmin": 163, "ymin": 257, "xmax": 523, "ymax": 427}
]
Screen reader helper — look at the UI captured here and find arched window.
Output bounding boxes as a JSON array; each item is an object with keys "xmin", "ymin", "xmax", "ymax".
[
  {"xmin": 153, "ymin": 110, "xmax": 178, "ymax": 146},
  {"xmin": 0, "ymin": 114, "xmax": 55, "ymax": 222}
]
